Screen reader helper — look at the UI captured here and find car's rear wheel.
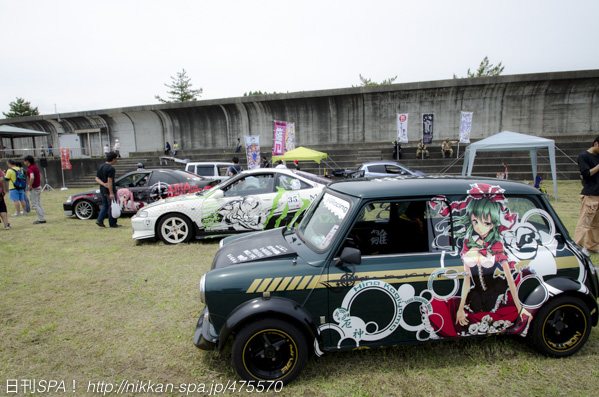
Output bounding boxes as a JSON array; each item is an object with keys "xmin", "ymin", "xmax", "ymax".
[
  {"xmin": 157, "ymin": 214, "xmax": 194, "ymax": 244},
  {"xmin": 530, "ymin": 296, "xmax": 591, "ymax": 357},
  {"xmin": 74, "ymin": 200, "xmax": 97, "ymax": 220},
  {"xmin": 232, "ymin": 318, "xmax": 308, "ymax": 385}
]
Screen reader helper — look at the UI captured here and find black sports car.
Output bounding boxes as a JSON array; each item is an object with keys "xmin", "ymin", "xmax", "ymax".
[{"xmin": 63, "ymin": 169, "xmax": 218, "ymax": 220}]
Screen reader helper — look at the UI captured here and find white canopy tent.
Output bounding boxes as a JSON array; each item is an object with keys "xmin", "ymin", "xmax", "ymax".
[{"xmin": 461, "ymin": 131, "xmax": 558, "ymax": 201}]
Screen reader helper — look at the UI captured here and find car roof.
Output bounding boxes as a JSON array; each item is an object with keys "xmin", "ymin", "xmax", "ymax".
[
  {"xmin": 186, "ymin": 162, "xmax": 233, "ymax": 165},
  {"xmin": 360, "ymin": 161, "xmax": 408, "ymax": 167},
  {"xmin": 327, "ymin": 175, "xmax": 541, "ymax": 199}
]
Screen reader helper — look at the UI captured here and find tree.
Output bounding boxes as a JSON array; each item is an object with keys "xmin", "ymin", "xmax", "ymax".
[
  {"xmin": 243, "ymin": 90, "xmax": 278, "ymax": 96},
  {"xmin": 155, "ymin": 69, "xmax": 203, "ymax": 103},
  {"xmin": 453, "ymin": 56, "xmax": 505, "ymax": 79},
  {"xmin": 3, "ymin": 97, "xmax": 40, "ymax": 118},
  {"xmin": 355, "ymin": 74, "xmax": 398, "ymax": 87}
]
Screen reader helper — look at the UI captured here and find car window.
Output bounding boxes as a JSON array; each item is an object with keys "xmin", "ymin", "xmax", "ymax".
[
  {"xmin": 217, "ymin": 165, "xmax": 230, "ymax": 177},
  {"xmin": 149, "ymin": 172, "xmax": 180, "ymax": 185},
  {"xmin": 385, "ymin": 165, "xmax": 406, "ymax": 175},
  {"xmin": 223, "ymin": 174, "xmax": 274, "ymax": 197},
  {"xmin": 298, "ymin": 193, "xmax": 351, "ymax": 251},
  {"xmin": 341, "ymin": 200, "xmax": 443, "ymax": 256},
  {"xmin": 116, "ymin": 173, "xmax": 150, "ymax": 188},
  {"xmin": 368, "ymin": 165, "xmax": 385, "ymax": 173},
  {"xmin": 276, "ymin": 174, "xmax": 310, "ymax": 190},
  {"xmin": 194, "ymin": 165, "xmax": 215, "ymax": 177}
]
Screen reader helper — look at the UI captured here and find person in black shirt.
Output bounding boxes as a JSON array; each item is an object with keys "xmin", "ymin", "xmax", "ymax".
[
  {"xmin": 95, "ymin": 152, "xmax": 120, "ymax": 228},
  {"xmin": 574, "ymin": 136, "xmax": 599, "ymax": 252}
]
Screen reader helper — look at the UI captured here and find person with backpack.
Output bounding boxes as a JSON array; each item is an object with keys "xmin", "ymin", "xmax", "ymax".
[
  {"xmin": 3, "ymin": 159, "xmax": 27, "ymax": 216},
  {"xmin": 227, "ymin": 157, "xmax": 243, "ymax": 177}
]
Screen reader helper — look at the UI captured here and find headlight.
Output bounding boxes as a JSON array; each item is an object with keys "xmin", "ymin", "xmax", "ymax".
[
  {"xmin": 199, "ymin": 274, "xmax": 206, "ymax": 305},
  {"xmin": 137, "ymin": 211, "xmax": 148, "ymax": 218},
  {"xmin": 66, "ymin": 197, "xmax": 72, "ymax": 203}
]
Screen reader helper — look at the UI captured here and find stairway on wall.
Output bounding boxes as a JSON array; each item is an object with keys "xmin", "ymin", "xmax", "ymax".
[{"xmin": 68, "ymin": 140, "xmax": 586, "ymax": 189}]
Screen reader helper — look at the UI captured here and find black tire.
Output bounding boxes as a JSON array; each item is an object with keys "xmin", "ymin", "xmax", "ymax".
[
  {"xmin": 74, "ymin": 200, "xmax": 98, "ymax": 220},
  {"xmin": 157, "ymin": 214, "xmax": 194, "ymax": 244},
  {"xmin": 232, "ymin": 318, "xmax": 308, "ymax": 385},
  {"xmin": 530, "ymin": 295, "xmax": 591, "ymax": 357}
]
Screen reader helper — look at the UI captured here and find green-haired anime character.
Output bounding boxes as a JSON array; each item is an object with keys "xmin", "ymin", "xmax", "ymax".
[{"xmin": 449, "ymin": 184, "xmax": 530, "ymax": 332}]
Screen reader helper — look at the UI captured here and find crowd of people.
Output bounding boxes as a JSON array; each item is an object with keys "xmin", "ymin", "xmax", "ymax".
[{"xmin": 1, "ymin": 156, "xmax": 47, "ymax": 231}]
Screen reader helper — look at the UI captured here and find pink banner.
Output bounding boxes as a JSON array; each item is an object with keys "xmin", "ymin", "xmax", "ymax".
[{"xmin": 273, "ymin": 121, "xmax": 286, "ymax": 156}]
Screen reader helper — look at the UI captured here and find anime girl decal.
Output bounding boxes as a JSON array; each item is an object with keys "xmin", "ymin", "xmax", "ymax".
[{"xmin": 429, "ymin": 183, "xmax": 531, "ymax": 337}]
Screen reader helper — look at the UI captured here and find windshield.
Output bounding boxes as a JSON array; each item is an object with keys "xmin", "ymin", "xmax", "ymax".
[{"xmin": 298, "ymin": 192, "xmax": 351, "ymax": 251}]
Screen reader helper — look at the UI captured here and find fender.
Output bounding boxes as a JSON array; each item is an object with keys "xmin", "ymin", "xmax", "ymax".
[
  {"xmin": 525, "ymin": 277, "xmax": 599, "ymax": 325},
  {"xmin": 217, "ymin": 296, "xmax": 319, "ymax": 350}
]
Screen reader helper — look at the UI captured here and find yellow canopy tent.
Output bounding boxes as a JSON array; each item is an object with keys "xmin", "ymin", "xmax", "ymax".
[{"xmin": 272, "ymin": 147, "xmax": 328, "ymax": 164}]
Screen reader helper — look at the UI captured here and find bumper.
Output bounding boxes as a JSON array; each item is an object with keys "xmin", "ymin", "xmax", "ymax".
[
  {"xmin": 63, "ymin": 203, "xmax": 73, "ymax": 216},
  {"xmin": 131, "ymin": 215, "xmax": 158, "ymax": 240},
  {"xmin": 193, "ymin": 307, "xmax": 218, "ymax": 350}
]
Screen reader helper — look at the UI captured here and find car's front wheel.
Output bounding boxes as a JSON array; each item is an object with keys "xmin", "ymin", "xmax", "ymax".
[
  {"xmin": 232, "ymin": 318, "xmax": 308, "ymax": 385},
  {"xmin": 530, "ymin": 295, "xmax": 591, "ymax": 357},
  {"xmin": 157, "ymin": 214, "xmax": 194, "ymax": 244},
  {"xmin": 74, "ymin": 200, "xmax": 97, "ymax": 220}
]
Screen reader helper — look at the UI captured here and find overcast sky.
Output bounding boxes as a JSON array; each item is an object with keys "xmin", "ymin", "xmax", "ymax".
[{"xmin": 1, "ymin": 0, "xmax": 598, "ymax": 116}]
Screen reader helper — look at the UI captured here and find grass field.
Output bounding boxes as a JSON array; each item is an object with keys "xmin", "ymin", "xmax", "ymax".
[{"xmin": 1, "ymin": 181, "xmax": 599, "ymax": 396}]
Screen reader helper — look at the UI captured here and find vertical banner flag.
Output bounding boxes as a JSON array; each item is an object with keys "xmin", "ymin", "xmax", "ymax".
[
  {"xmin": 422, "ymin": 114, "xmax": 434, "ymax": 144},
  {"xmin": 285, "ymin": 122, "xmax": 296, "ymax": 152},
  {"xmin": 273, "ymin": 121, "xmax": 286, "ymax": 156},
  {"xmin": 245, "ymin": 136, "xmax": 261, "ymax": 170},
  {"xmin": 397, "ymin": 113, "xmax": 409, "ymax": 143},
  {"xmin": 459, "ymin": 111, "xmax": 473, "ymax": 143},
  {"xmin": 60, "ymin": 148, "xmax": 72, "ymax": 170}
]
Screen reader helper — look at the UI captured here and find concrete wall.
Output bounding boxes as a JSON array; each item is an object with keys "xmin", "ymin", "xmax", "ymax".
[{"xmin": 2, "ymin": 70, "xmax": 598, "ymax": 156}]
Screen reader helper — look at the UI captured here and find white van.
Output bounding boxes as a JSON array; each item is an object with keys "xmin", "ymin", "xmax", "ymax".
[{"xmin": 185, "ymin": 162, "xmax": 233, "ymax": 183}]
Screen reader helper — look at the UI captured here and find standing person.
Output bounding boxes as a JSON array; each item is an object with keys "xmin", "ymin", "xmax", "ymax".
[
  {"xmin": 0, "ymin": 168, "xmax": 10, "ymax": 230},
  {"xmin": 16, "ymin": 161, "xmax": 31, "ymax": 213},
  {"xmin": 574, "ymin": 136, "xmax": 599, "ymax": 253},
  {"xmin": 23, "ymin": 155, "xmax": 46, "ymax": 224},
  {"xmin": 293, "ymin": 160, "xmax": 300, "ymax": 171},
  {"xmin": 442, "ymin": 138, "xmax": 454, "ymax": 158},
  {"xmin": 40, "ymin": 145, "xmax": 46, "ymax": 158},
  {"xmin": 392, "ymin": 140, "xmax": 402, "ymax": 160},
  {"xmin": 48, "ymin": 144, "xmax": 54, "ymax": 158},
  {"xmin": 234, "ymin": 138, "xmax": 242, "ymax": 153},
  {"xmin": 3, "ymin": 159, "xmax": 27, "ymax": 216},
  {"xmin": 227, "ymin": 157, "xmax": 243, "ymax": 177},
  {"xmin": 95, "ymin": 152, "xmax": 120, "ymax": 228},
  {"xmin": 173, "ymin": 141, "xmax": 180, "ymax": 156},
  {"xmin": 165, "ymin": 141, "xmax": 171, "ymax": 155},
  {"xmin": 114, "ymin": 139, "xmax": 121, "ymax": 158},
  {"xmin": 103, "ymin": 144, "xmax": 110, "ymax": 156},
  {"xmin": 261, "ymin": 156, "xmax": 269, "ymax": 168},
  {"xmin": 274, "ymin": 160, "xmax": 286, "ymax": 169}
]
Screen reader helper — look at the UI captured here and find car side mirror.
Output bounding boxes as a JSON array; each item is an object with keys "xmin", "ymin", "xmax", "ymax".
[
  {"xmin": 334, "ymin": 247, "xmax": 362, "ymax": 268},
  {"xmin": 210, "ymin": 189, "xmax": 224, "ymax": 199}
]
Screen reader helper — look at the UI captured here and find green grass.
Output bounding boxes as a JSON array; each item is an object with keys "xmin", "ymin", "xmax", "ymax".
[{"xmin": 1, "ymin": 181, "xmax": 599, "ymax": 395}]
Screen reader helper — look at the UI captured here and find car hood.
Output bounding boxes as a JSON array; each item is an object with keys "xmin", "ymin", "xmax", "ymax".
[
  {"xmin": 142, "ymin": 192, "xmax": 205, "ymax": 211},
  {"xmin": 212, "ymin": 228, "xmax": 297, "ymax": 270}
]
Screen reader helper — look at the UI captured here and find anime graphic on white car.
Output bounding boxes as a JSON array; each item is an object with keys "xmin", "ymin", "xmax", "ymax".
[{"xmin": 131, "ymin": 169, "xmax": 328, "ymax": 244}]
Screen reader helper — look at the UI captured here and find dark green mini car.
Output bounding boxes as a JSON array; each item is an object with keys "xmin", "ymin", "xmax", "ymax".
[{"xmin": 194, "ymin": 176, "xmax": 599, "ymax": 385}]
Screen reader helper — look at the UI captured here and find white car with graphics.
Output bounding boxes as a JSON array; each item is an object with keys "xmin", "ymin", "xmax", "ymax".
[{"xmin": 131, "ymin": 168, "xmax": 328, "ymax": 244}]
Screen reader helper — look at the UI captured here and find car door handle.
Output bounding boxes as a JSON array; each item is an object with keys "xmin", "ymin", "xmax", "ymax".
[{"xmin": 439, "ymin": 270, "xmax": 470, "ymax": 279}]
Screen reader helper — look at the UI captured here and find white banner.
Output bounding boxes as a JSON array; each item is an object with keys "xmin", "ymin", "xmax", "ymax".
[
  {"xmin": 459, "ymin": 112, "xmax": 473, "ymax": 143},
  {"xmin": 397, "ymin": 113, "xmax": 408, "ymax": 143}
]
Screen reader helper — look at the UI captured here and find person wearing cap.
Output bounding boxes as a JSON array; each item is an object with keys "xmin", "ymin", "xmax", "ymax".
[
  {"xmin": 137, "ymin": 162, "xmax": 144, "ymax": 170},
  {"xmin": 114, "ymin": 139, "xmax": 121, "ymax": 158},
  {"xmin": 293, "ymin": 160, "xmax": 300, "ymax": 171}
]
